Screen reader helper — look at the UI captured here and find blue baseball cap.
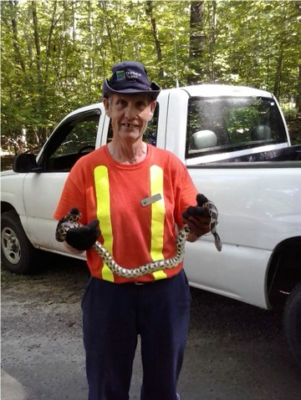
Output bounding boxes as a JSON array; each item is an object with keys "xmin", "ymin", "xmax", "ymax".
[{"xmin": 103, "ymin": 61, "xmax": 161, "ymax": 99}]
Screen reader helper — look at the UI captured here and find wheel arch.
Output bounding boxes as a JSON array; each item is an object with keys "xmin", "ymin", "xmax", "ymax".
[
  {"xmin": 266, "ymin": 236, "xmax": 301, "ymax": 308},
  {"xmin": 1, "ymin": 202, "xmax": 18, "ymax": 215}
]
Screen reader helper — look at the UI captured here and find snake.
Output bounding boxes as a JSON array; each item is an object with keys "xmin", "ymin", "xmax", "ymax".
[{"xmin": 56, "ymin": 199, "xmax": 222, "ymax": 279}]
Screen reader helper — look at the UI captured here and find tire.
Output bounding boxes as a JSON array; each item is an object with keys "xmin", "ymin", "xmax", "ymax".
[
  {"xmin": 1, "ymin": 211, "xmax": 37, "ymax": 274},
  {"xmin": 283, "ymin": 282, "xmax": 301, "ymax": 368}
]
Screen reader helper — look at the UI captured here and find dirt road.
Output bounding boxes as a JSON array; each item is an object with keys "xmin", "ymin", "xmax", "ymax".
[{"xmin": 2, "ymin": 253, "xmax": 301, "ymax": 400}]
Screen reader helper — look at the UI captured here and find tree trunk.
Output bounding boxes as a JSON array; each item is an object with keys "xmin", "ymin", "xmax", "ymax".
[
  {"xmin": 188, "ymin": 1, "xmax": 205, "ymax": 85},
  {"xmin": 209, "ymin": 0, "xmax": 217, "ymax": 81},
  {"xmin": 146, "ymin": 1, "xmax": 164, "ymax": 81},
  {"xmin": 9, "ymin": 0, "xmax": 26, "ymax": 73},
  {"xmin": 31, "ymin": 1, "xmax": 41, "ymax": 80},
  {"xmin": 273, "ymin": 44, "xmax": 283, "ymax": 99},
  {"xmin": 31, "ymin": 1, "xmax": 46, "ymax": 144},
  {"xmin": 295, "ymin": 2, "xmax": 301, "ymax": 114},
  {"xmin": 296, "ymin": 64, "xmax": 301, "ymax": 114},
  {"xmin": 87, "ymin": 1, "xmax": 94, "ymax": 103},
  {"xmin": 45, "ymin": 1, "xmax": 57, "ymax": 87},
  {"xmin": 99, "ymin": 1, "xmax": 117, "ymax": 63},
  {"xmin": 72, "ymin": 1, "xmax": 77, "ymax": 43}
]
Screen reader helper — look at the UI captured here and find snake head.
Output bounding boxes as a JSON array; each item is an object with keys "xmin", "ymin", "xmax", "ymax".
[
  {"xmin": 205, "ymin": 201, "xmax": 219, "ymax": 221},
  {"xmin": 55, "ymin": 207, "xmax": 83, "ymax": 242},
  {"xmin": 67, "ymin": 207, "xmax": 82, "ymax": 222}
]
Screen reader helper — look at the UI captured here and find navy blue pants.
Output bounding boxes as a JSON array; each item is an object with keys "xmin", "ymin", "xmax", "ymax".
[{"xmin": 81, "ymin": 269, "xmax": 191, "ymax": 400}]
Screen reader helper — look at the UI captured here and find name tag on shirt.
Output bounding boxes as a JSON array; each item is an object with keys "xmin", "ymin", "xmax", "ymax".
[{"xmin": 141, "ymin": 193, "xmax": 162, "ymax": 207}]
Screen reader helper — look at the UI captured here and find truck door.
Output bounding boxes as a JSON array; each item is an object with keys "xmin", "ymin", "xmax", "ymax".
[{"xmin": 23, "ymin": 107, "xmax": 105, "ymax": 255}]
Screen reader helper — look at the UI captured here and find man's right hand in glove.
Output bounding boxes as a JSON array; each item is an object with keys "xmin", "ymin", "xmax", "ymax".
[{"xmin": 65, "ymin": 219, "xmax": 100, "ymax": 251}]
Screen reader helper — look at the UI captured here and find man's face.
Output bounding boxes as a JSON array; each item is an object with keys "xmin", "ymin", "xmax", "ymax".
[{"xmin": 104, "ymin": 93, "xmax": 156, "ymax": 143}]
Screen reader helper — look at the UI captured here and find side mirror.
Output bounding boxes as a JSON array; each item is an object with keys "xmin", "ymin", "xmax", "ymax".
[
  {"xmin": 192, "ymin": 130, "xmax": 218, "ymax": 149},
  {"xmin": 13, "ymin": 153, "xmax": 40, "ymax": 173}
]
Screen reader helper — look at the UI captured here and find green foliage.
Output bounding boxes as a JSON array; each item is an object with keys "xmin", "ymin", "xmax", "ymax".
[{"xmin": 1, "ymin": 0, "xmax": 300, "ymax": 152}]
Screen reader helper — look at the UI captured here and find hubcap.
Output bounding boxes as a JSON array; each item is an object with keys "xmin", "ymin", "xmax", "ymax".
[{"xmin": 1, "ymin": 227, "xmax": 21, "ymax": 264}]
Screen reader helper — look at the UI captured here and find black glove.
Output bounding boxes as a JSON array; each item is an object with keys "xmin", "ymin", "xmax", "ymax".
[
  {"xmin": 182, "ymin": 193, "xmax": 210, "ymax": 219},
  {"xmin": 65, "ymin": 219, "xmax": 100, "ymax": 251}
]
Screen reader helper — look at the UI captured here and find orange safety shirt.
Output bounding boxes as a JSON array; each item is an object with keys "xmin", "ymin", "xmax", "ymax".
[{"xmin": 54, "ymin": 144, "xmax": 198, "ymax": 283}]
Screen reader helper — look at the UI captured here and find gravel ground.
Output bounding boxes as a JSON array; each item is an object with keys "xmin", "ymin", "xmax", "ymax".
[{"xmin": 1, "ymin": 253, "xmax": 301, "ymax": 400}]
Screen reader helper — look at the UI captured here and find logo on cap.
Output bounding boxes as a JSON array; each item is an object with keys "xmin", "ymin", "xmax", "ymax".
[
  {"xmin": 116, "ymin": 70, "xmax": 125, "ymax": 81},
  {"xmin": 126, "ymin": 70, "xmax": 142, "ymax": 80}
]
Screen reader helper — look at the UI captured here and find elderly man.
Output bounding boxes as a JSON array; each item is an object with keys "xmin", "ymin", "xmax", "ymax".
[{"xmin": 54, "ymin": 61, "xmax": 211, "ymax": 400}]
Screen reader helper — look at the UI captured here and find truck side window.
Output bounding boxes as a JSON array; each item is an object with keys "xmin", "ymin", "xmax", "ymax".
[
  {"xmin": 186, "ymin": 97, "xmax": 287, "ymax": 159},
  {"xmin": 41, "ymin": 110, "xmax": 101, "ymax": 172},
  {"xmin": 143, "ymin": 103, "xmax": 159, "ymax": 146},
  {"xmin": 106, "ymin": 103, "xmax": 159, "ymax": 146}
]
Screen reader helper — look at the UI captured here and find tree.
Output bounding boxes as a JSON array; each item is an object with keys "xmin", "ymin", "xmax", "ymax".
[{"xmin": 1, "ymin": 0, "xmax": 300, "ymax": 153}]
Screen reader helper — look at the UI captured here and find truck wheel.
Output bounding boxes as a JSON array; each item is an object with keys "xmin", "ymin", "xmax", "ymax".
[
  {"xmin": 1, "ymin": 211, "xmax": 37, "ymax": 274},
  {"xmin": 283, "ymin": 282, "xmax": 301, "ymax": 368}
]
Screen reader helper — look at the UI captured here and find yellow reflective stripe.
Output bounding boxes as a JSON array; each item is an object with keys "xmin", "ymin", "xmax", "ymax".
[
  {"xmin": 150, "ymin": 165, "xmax": 167, "ymax": 280},
  {"xmin": 94, "ymin": 166, "xmax": 114, "ymax": 282}
]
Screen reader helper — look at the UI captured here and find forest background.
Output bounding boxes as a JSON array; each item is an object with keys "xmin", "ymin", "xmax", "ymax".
[{"xmin": 1, "ymin": 0, "xmax": 301, "ymax": 164}]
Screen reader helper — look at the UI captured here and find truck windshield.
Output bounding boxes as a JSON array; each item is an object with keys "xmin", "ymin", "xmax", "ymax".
[{"xmin": 186, "ymin": 96, "xmax": 287, "ymax": 158}]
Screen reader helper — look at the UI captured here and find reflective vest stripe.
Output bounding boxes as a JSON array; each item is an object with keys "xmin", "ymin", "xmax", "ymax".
[
  {"xmin": 150, "ymin": 165, "xmax": 167, "ymax": 280},
  {"xmin": 94, "ymin": 166, "xmax": 114, "ymax": 282}
]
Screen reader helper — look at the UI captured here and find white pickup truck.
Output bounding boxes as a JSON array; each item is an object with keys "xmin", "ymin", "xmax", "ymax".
[{"xmin": 1, "ymin": 84, "xmax": 301, "ymax": 366}]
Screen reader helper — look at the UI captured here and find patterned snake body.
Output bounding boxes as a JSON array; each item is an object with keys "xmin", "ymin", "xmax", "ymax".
[{"xmin": 56, "ymin": 201, "xmax": 222, "ymax": 279}]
